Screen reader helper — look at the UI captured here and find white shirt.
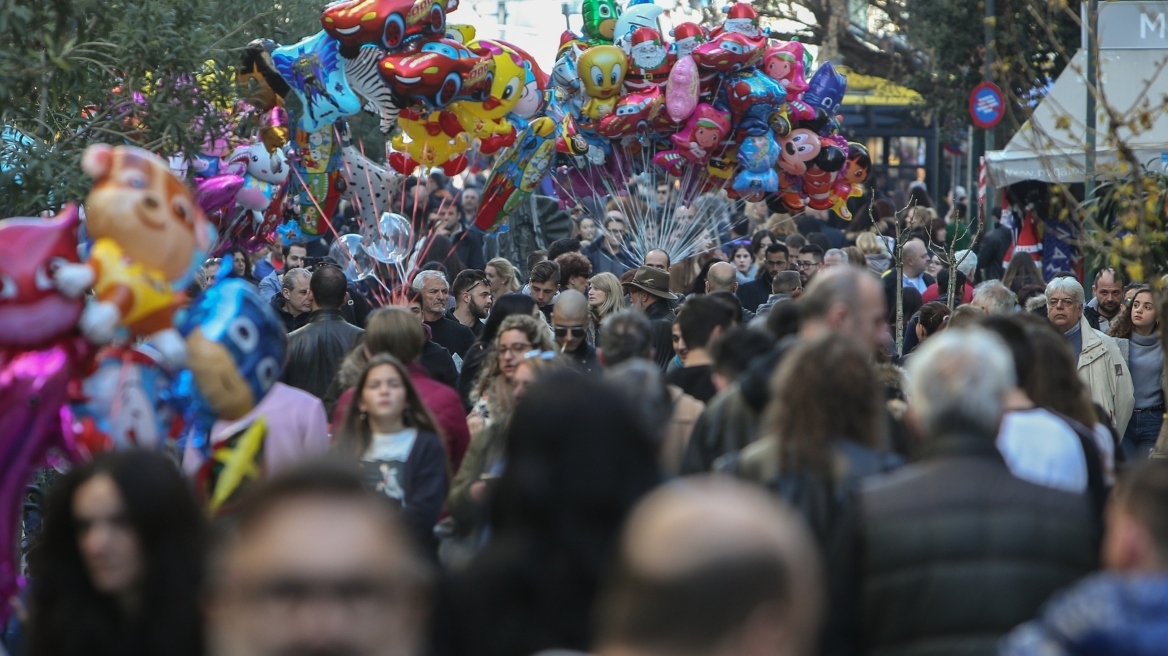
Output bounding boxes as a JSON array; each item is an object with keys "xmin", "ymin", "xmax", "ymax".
[
  {"xmin": 997, "ymin": 409, "xmax": 1088, "ymax": 493},
  {"xmin": 903, "ymin": 274, "xmax": 927, "ymax": 294}
]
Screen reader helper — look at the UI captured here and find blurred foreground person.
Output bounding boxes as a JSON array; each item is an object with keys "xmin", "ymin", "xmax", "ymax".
[
  {"xmin": 1000, "ymin": 461, "xmax": 1168, "ymax": 656},
  {"xmin": 437, "ymin": 372, "xmax": 661, "ymax": 656},
  {"xmin": 834, "ymin": 328, "xmax": 1097, "ymax": 656},
  {"xmin": 26, "ymin": 451, "xmax": 206, "ymax": 656},
  {"xmin": 595, "ymin": 478, "xmax": 824, "ymax": 656},
  {"xmin": 206, "ymin": 461, "xmax": 432, "ymax": 656}
]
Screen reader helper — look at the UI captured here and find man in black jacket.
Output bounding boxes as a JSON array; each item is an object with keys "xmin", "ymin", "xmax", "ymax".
[
  {"xmin": 623, "ymin": 266, "xmax": 678, "ymax": 371},
  {"xmin": 281, "ymin": 265, "xmax": 365, "ymax": 399},
  {"xmin": 414, "ymin": 269, "xmax": 475, "ymax": 363},
  {"xmin": 830, "ymin": 327, "xmax": 1097, "ymax": 656},
  {"xmin": 736, "ymin": 243, "xmax": 789, "ymax": 313},
  {"xmin": 271, "ymin": 267, "xmax": 312, "ymax": 333}
]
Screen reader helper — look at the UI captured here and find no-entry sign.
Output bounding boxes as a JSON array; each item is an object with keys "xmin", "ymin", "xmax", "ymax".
[{"xmin": 969, "ymin": 82, "xmax": 1005, "ymax": 129}]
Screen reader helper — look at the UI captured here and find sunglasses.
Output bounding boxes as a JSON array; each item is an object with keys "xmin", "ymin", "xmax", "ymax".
[{"xmin": 553, "ymin": 326, "xmax": 587, "ymax": 338}]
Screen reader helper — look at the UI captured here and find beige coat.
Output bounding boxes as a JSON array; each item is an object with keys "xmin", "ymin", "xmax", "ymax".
[
  {"xmin": 658, "ymin": 385, "xmax": 705, "ymax": 475},
  {"xmin": 1077, "ymin": 316, "xmax": 1135, "ymax": 436}
]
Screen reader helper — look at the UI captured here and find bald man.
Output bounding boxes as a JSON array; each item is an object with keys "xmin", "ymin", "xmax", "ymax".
[
  {"xmin": 596, "ymin": 477, "xmax": 824, "ymax": 656},
  {"xmin": 705, "ymin": 261, "xmax": 738, "ymax": 294},
  {"xmin": 551, "ymin": 289, "xmax": 600, "ymax": 374},
  {"xmin": 882, "ymin": 237, "xmax": 934, "ymax": 319}
]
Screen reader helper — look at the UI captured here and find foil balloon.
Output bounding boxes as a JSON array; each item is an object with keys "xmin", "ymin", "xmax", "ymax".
[
  {"xmin": 237, "ymin": 39, "xmax": 291, "ymax": 112},
  {"xmin": 665, "ymin": 54, "xmax": 699, "ymax": 122},
  {"xmin": 260, "ymin": 105, "xmax": 291, "ymax": 153},
  {"xmin": 226, "ymin": 141, "xmax": 290, "ymax": 215},
  {"xmin": 828, "ymin": 143, "xmax": 871, "ymax": 220},
  {"xmin": 450, "ymin": 40, "xmax": 529, "ymax": 154},
  {"xmin": 377, "ymin": 38, "xmax": 495, "ymax": 109},
  {"xmin": 271, "ymin": 31, "xmax": 362, "ymax": 133},
  {"xmin": 551, "ymin": 39, "xmax": 584, "ymax": 95},
  {"xmin": 54, "ymin": 145, "xmax": 214, "ymax": 349},
  {"xmin": 341, "ymin": 144, "xmax": 400, "ymax": 225},
  {"xmin": 320, "ymin": 0, "xmax": 450, "ymax": 56},
  {"xmin": 691, "ymin": 30, "xmax": 766, "ymax": 75},
  {"xmin": 275, "ymin": 220, "xmax": 305, "ymax": 246},
  {"xmin": 290, "ymin": 118, "xmax": 345, "ymax": 236},
  {"xmin": 389, "ymin": 108, "xmax": 471, "ymax": 175},
  {"xmin": 597, "ymin": 85, "xmax": 663, "ymax": 138},
  {"xmin": 615, "ymin": 1, "xmax": 665, "ymax": 51},
  {"xmin": 71, "ymin": 346, "xmax": 175, "ymax": 454},
  {"xmin": 803, "ymin": 62, "xmax": 848, "ymax": 115},
  {"xmin": 345, "ymin": 46, "xmax": 404, "ymax": 134},
  {"xmin": 362, "ymin": 212, "xmax": 413, "ymax": 264},
  {"xmin": 173, "ymin": 278, "xmax": 286, "ymax": 453},
  {"xmin": 576, "ymin": 45, "xmax": 627, "ymax": 124},
  {"xmin": 716, "ymin": 69, "xmax": 786, "ymax": 136},
  {"xmin": 652, "ymin": 104, "xmax": 730, "ymax": 175},
  {"xmin": 476, "ymin": 116, "xmax": 557, "ymax": 231},
  {"xmin": 671, "ymin": 22, "xmax": 705, "ymax": 59},
  {"xmin": 330, "ymin": 233, "xmax": 377, "ymax": 281},
  {"xmin": 625, "ymin": 27, "xmax": 672, "ymax": 92},
  {"xmin": 194, "ymin": 174, "xmax": 245, "ymax": 231},
  {"xmin": 504, "ymin": 42, "xmax": 549, "ymax": 125},
  {"xmin": 0, "ymin": 206, "xmax": 84, "ymax": 349},
  {"xmin": 720, "ymin": 2, "xmax": 764, "ymax": 38},
  {"xmin": 581, "ymin": 0, "xmax": 622, "ymax": 44},
  {"xmin": 733, "ymin": 131, "xmax": 780, "ymax": 197}
]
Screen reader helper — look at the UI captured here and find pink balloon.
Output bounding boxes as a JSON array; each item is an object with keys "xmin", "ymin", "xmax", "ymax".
[
  {"xmin": 666, "ymin": 55, "xmax": 700, "ymax": 122},
  {"xmin": 194, "ymin": 174, "xmax": 244, "ymax": 220},
  {"xmin": 0, "ymin": 339, "xmax": 90, "ymax": 624}
]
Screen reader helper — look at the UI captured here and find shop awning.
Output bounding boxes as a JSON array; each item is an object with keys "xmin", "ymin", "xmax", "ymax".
[
  {"xmin": 985, "ymin": 49, "xmax": 1168, "ymax": 188},
  {"xmin": 837, "ymin": 66, "xmax": 923, "ymax": 106}
]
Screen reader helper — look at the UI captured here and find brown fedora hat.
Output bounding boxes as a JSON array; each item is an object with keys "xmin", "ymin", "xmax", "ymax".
[{"xmin": 623, "ymin": 266, "xmax": 677, "ymax": 300}]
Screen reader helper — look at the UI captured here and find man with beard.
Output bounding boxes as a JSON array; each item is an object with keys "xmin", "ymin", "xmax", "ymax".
[
  {"xmin": 450, "ymin": 269, "xmax": 492, "ymax": 339},
  {"xmin": 736, "ymin": 243, "xmax": 789, "ymax": 314},
  {"xmin": 273, "ymin": 267, "xmax": 313, "ymax": 333},
  {"xmin": 1085, "ymin": 268, "xmax": 1124, "ymax": 333},
  {"xmin": 413, "ymin": 270, "xmax": 475, "ymax": 363}
]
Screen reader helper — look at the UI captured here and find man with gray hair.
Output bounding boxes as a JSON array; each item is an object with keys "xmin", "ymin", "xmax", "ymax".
[
  {"xmin": 836, "ymin": 328, "xmax": 1098, "ymax": 656},
  {"xmin": 413, "ymin": 269, "xmax": 475, "ymax": 361},
  {"xmin": 823, "ymin": 248, "xmax": 849, "ymax": 268},
  {"xmin": 754, "ymin": 271, "xmax": 803, "ymax": 319},
  {"xmin": 274, "ymin": 267, "xmax": 312, "ymax": 332},
  {"xmin": 970, "ymin": 280, "xmax": 1016, "ymax": 315},
  {"xmin": 1045, "ymin": 275, "xmax": 1134, "ymax": 435}
]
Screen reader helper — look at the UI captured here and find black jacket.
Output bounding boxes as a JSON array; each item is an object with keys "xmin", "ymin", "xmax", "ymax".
[
  {"xmin": 421, "ymin": 339, "xmax": 459, "ymax": 389},
  {"xmin": 644, "ymin": 299, "xmax": 676, "ymax": 371},
  {"xmin": 270, "ymin": 293, "xmax": 308, "ymax": 333},
  {"xmin": 563, "ymin": 341, "xmax": 601, "ymax": 376},
  {"xmin": 736, "ymin": 278, "xmax": 771, "ymax": 314},
  {"xmin": 451, "ymin": 226, "xmax": 486, "ymax": 271},
  {"xmin": 881, "ymin": 270, "xmax": 935, "ymax": 322},
  {"xmin": 282, "ymin": 310, "xmax": 365, "ymax": 400},
  {"xmin": 977, "ymin": 226, "xmax": 1013, "ymax": 282},
  {"xmin": 830, "ymin": 434, "xmax": 1098, "ymax": 656},
  {"xmin": 426, "ymin": 316, "xmax": 476, "ymax": 360},
  {"xmin": 584, "ymin": 239, "xmax": 638, "ymax": 276}
]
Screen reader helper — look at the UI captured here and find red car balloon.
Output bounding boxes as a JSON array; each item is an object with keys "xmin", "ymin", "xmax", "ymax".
[
  {"xmin": 321, "ymin": 0, "xmax": 453, "ymax": 57},
  {"xmin": 378, "ymin": 37, "xmax": 494, "ymax": 108}
]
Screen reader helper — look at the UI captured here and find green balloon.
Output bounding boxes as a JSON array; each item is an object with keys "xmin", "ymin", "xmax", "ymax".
[{"xmin": 582, "ymin": 0, "xmax": 622, "ymax": 43}]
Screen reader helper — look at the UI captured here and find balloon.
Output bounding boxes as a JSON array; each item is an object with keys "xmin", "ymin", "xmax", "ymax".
[
  {"xmin": 450, "ymin": 40, "xmax": 529, "ymax": 153},
  {"xmin": 0, "ymin": 207, "xmax": 84, "ymax": 349},
  {"xmin": 378, "ymin": 38, "xmax": 495, "ymax": 109},
  {"xmin": 691, "ymin": 30, "xmax": 766, "ymax": 74},
  {"xmin": 803, "ymin": 62, "xmax": 848, "ymax": 115},
  {"xmin": 362, "ymin": 212, "xmax": 413, "ymax": 263},
  {"xmin": 598, "ymin": 85, "xmax": 664, "ymax": 138},
  {"xmin": 260, "ymin": 105, "xmax": 291, "ymax": 153},
  {"xmin": 194, "ymin": 174, "xmax": 245, "ymax": 227},
  {"xmin": 614, "ymin": 1, "xmax": 664, "ymax": 51},
  {"xmin": 828, "ymin": 143, "xmax": 872, "ymax": 220},
  {"xmin": 236, "ymin": 39, "xmax": 291, "ymax": 112},
  {"xmin": 289, "ymin": 119, "xmax": 345, "ymax": 236},
  {"xmin": 275, "ymin": 220, "xmax": 305, "ymax": 246},
  {"xmin": 500, "ymin": 41, "xmax": 549, "ymax": 124},
  {"xmin": 271, "ymin": 31, "xmax": 362, "ymax": 133},
  {"xmin": 551, "ymin": 39, "xmax": 585, "ymax": 95},
  {"xmin": 671, "ymin": 22, "xmax": 706, "ymax": 59},
  {"xmin": 330, "ymin": 233, "xmax": 376, "ymax": 281},
  {"xmin": 321, "ymin": 0, "xmax": 449, "ymax": 56},
  {"xmin": 71, "ymin": 347, "xmax": 175, "ymax": 454},
  {"xmin": 716, "ymin": 69, "xmax": 786, "ymax": 136},
  {"xmin": 720, "ymin": 2, "xmax": 764, "ymax": 38},
  {"xmin": 581, "ymin": 0, "xmax": 622, "ymax": 44},
  {"xmin": 341, "ymin": 144, "xmax": 400, "ymax": 225},
  {"xmin": 345, "ymin": 46, "xmax": 403, "ymax": 134},
  {"xmin": 226, "ymin": 141, "xmax": 290, "ymax": 215},
  {"xmin": 476, "ymin": 116, "xmax": 558, "ymax": 231},
  {"xmin": 776, "ymin": 126, "xmax": 841, "ymax": 176},
  {"xmin": 733, "ymin": 131, "xmax": 780, "ymax": 196},
  {"xmin": 652, "ymin": 104, "xmax": 730, "ymax": 175},
  {"xmin": 58, "ymin": 145, "xmax": 214, "ymax": 345},
  {"xmin": 576, "ymin": 45, "xmax": 627, "ymax": 124},
  {"xmin": 625, "ymin": 27, "xmax": 672, "ymax": 92},
  {"xmin": 195, "ymin": 415, "xmax": 268, "ymax": 516},
  {"xmin": 389, "ymin": 107, "xmax": 471, "ymax": 175},
  {"xmin": 666, "ymin": 55, "xmax": 699, "ymax": 121}
]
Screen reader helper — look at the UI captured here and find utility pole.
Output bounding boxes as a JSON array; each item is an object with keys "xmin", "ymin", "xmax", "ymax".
[
  {"xmin": 984, "ymin": 0, "xmax": 995, "ymax": 153},
  {"xmin": 1085, "ymin": 0, "xmax": 1098, "ymax": 203}
]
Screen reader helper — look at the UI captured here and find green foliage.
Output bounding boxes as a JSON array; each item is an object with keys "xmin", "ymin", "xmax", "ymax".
[{"xmin": 0, "ymin": 0, "xmax": 324, "ymax": 215}]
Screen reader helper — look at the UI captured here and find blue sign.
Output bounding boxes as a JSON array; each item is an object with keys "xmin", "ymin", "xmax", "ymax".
[{"xmin": 969, "ymin": 82, "xmax": 1005, "ymax": 129}]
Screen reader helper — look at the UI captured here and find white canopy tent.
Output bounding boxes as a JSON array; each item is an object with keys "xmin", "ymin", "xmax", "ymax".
[{"xmin": 985, "ymin": 48, "xmax": 1168, "ymax": 188}]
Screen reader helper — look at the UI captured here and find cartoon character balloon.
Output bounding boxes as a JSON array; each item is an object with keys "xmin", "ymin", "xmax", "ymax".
[
  {"xmin": 0, "ymin": 207, "xmax": 84, "ymax": 349},
  {"xmin": 671, "ymin": 22, "xmax": 705, "ymax": 58},
  {"xmin": 733, "ymin": 131, "xmax": 780, "ymax": 199},
  {"xmin": 271, "ymin": 31, "xmax": 362, "ymax": 133},
  {"xmin": 450, "ymin": 40, "xmax": 529, "ymax": 153},
  {"xmin": 827, "ymin": 143, "xmax": 871, "ymax": 219},
  {"xmin": 345, "ymin": 46, "xmax": 404, "ymax": 134},
  {"xmin": 581, "ymin": 0, "xmax": 622, "ymax": 44},
  {"xmin": 72, "ymin": 347, "xmax": 175, "ymax": 454},
  {"xmin": 341, "ymin": 145, "xmax": 401, "ymax": 225},
  {"xmin": 576, "ymin": 45, "xmax": 627, "ymax": 123},
  {"xmin": 227, "ymin": 141, "xmax": 290, "ymax": 215},
  {"xmin": 763, "ymin": 42, "xmax": 814, "ymax": 122},
  {"xmin": 53, "ymin": 145, "xmax": 214, "ymax": 356},
  {"xmin": 803, "ymin": 62, "xmax": 848, "ymax": 115},
  {"xmin": 716, "ymin": 69, "xmax": 786, "ymax": 136},
  {"xmin": 652, "ymin": 104, "xmax": 730, "ymax": 176},
  {"xmin": 476, "ymin": 116, "xmax": 557, "ymax": 230},
  {"xmin": 624, "ymin": 27, "xmax": 672, "ymax": 92},
  {"xmin": 390, "ymin": 107, "xmax": 471, "ymax": 175},
  {"xmin": 614, "ymin": 0, "xmax": 664, "ymax": 51}
]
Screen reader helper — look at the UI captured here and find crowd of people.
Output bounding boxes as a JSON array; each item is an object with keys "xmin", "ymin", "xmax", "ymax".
[{"xmin": 8, "ymin": 175, "xmax": 1168, "ymax": 656}]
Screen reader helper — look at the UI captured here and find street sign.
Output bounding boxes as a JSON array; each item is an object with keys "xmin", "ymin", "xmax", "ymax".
[{"xmin": 969, "ymin": 82, "xmax": 1005, "ymax": 129}]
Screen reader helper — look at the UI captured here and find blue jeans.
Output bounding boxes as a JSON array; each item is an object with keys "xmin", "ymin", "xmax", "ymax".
[{"xmin": 1122, "ymin": 409, "xmax": 1163, "ymax": 462}]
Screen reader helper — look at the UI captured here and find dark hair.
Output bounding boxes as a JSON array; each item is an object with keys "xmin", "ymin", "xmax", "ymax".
[
  {"xmin": 548, "ymin": 238, "xmax": 582, "ymax": 262},
  {"xmin": 707, "ymin": 290, "xmax": 745, "ymax": 326},
  {"xmin": 365, "ymin": 307, "xmax": 426, "ymax": 364},
  {"xmin": 1017, "ymin": 314, "xmax": 1098, "ymax": 427},
  {"xmin": 899, "ymin": 287, "xmax": 924, "ymax": 329},
  {"xmin": 526, "ymin": 250, "xmax": 549, "ymax": 273},
  {"xmin": 600, "ymin": 310, "xmax": 654, "ymax": 366},
  {"xmin": 784, "ymin": 233, "xmax": 807, "ymax": 253},
  {"xmin": 282, "ymin": 241, "xmax": 307, "ymax": 258},
  {"xmin": 1001, "ymin": 255, "xmax": 1044, "ymax": 295},
  {"xmin": 935, "ymin": 268, "xmax": 967, "ymax": 297},
  {"xmin": 420, "ymin": 234, "xmax": 465, "ymax": 278},
  {"xmin": 749, "ymin": 230, "xmax": 776, "ymax": 257},
  {"xmin": 765, "ymin": 242, "xmax": 790, "ymax": 258},
  {"xmin": 1016, "ymin": 283, "xmax": 1046, "ymax": 310},
  {"xmin": 482, "ymin": 293, "xmax": 538, "ymax": 344},
  {"xmin": 604, "ymin": 215, "xmax": 626, "ymax": 230},
  {"xmin": 555, "ymin": 252, "xmax": 593, "ymax": 284},
  {"xmin": 452, "ymin": 268, "xmax": 488, "ymax": 299},
  {"xmin": 27, "ymin": 450, "xmax": 207, "ymax": 656},
  {"xmin": 1094, "ymin": 267, "xmax": 1125, "ymax": 287},
  {"xmin": 1115, "ymin": 461, "xmax": 1168, "ymax": 562},
  {"xmin": 337, "ymin": 354, "xmax": 441, "ymax": 457},
  {"xmin": 711, "ymin": 326, "xmax": 777, "ymax": 380},
  {"xmin": 765, "ymin": 301, "xmax": 802, "ymax": 341},
  {"xmin": 310, "ymin": 264, "xmax": 348, "ymax": 309},
  {"xmin": 1110, "ymin": 286, "xmax": 1156, "ymax": 340},
  {"xmin": 644, "ymin": 248, "xmax": 672, "ymax": 268},
  {"xmin": 458, "ymin": 372, "xmax": 659, "ymax": 656},
  {"xmin": 806, "ymin": 233, "xmax": 831, "ymax": 252},
  {"xmin": 224, "ymin": 245, "xmax": 254, "ymax": 281},
  {"xmin": 798, "ymin": 244, "xmax": 824, "ymax": 260},
  {"xmin": 773, "ymin": 270, "xmax": 801, "ymax": 295},
  {"xmin": 980, "ymin": 315, "xmax": 1035, "ymax": 388},
  {"xmin": 530, "ymin": 260, "xmax": 561, "ymax": 285},
  {"xmin": 918, "ymin": 302, "xmax": 951, "ymax": 337},
  {"xmin": 795, "ymin": 214, "xmax": 822, "ymax": 236}
]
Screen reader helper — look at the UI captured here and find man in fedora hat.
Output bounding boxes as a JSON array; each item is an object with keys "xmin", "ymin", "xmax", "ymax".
[{"xmin": 624, "ymin": 266, "xmax": 678, "ymax": 371}]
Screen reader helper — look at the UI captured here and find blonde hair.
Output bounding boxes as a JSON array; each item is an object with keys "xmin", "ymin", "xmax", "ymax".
[
  {"xmin": 589, "ymin": 272, "xmax": 627, "ymax": 326},
  {"xmin": 472, "ymin": 314, "xmax": 557, "ymax": 418},
  {"xmin": 487, "ymin": 257, "xmax": 521, "ymax": 294},
  {"xmin": 856, "ymin": 232, "xmax": 887, "ymax": 256}
]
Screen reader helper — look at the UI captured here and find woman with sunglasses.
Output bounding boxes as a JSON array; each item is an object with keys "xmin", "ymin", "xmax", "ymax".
[{"xmin": 1109, "ymin": 286, "xmax": 1163, "ymax": 460}]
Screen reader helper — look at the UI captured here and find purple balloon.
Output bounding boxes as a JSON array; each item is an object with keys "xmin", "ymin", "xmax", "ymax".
[
  {"xmin": 803, "ymin": 62, "xmax": 847, "ymax": 115},
  {"xmin": 195, "ymin": 175, "xmax": 245, "ymax": 225}
]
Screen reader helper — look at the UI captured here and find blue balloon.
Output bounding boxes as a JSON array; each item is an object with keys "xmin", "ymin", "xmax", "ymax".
[
  {"xmin": 803, "ymin": 62, "xmax": 848, "ymax": 115},
  {"xmin": 271, "ymin": 32, "xmax": 362, "ymax": 133},
  {"xmin": 733, "ymin": 131, "xmax": 780, "ymax": 194},
  {"xmin": 715, "ymin": 69, "xmax": 786, "ymax": 137}
]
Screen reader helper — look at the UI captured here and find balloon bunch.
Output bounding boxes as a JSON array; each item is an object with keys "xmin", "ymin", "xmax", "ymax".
[{"xmin": 475, "ymin": 1, "xmax": 873, "ymax": 260}]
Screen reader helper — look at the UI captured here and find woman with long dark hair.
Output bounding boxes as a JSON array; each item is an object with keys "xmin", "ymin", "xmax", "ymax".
[
  {"xmin": 1001, "ymin": 255, "xmax": 1045, "ymax": 295},
  {"xmin": 1110, "ymin": 286, "xmax": 1164, "ymax": 461},
  {"xmin": 224, "ymin": 246, "xmax": 258, "ymax": 285},
  {"xmin": 25, "ymin": 450, "xmax": 206, "ymax": 656},
  {"xmin": 337, "ymin": 353, "xmax": 449, "ymax": 553}
]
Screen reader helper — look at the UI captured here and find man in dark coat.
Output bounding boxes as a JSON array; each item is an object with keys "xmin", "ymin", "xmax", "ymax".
[
  {"xmin": 737, "ymin": 243, "xmax": 790, "ymax": 314},
  {"xmin": 623, "ymin": 266, "xmax": 678, "ymax": 371},
  {"xmin": 281, "ymin": 265, "xmax": 365, "ymax": 399}
]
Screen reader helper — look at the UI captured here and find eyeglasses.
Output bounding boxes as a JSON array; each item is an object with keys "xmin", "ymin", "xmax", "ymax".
[
  {"xmin": 796, "ymin": 260, "xmax": 818, "ymax": 269},
  {"xmin": 553, "ymin": 326, "xmax": 586, "ymax": 338},
  {"xmin": 499, "ymin": 342, "xmax": 533, "ymax": 356},
  {"xmin": 1047, "ymin": 298, "xmax": 1078, "ymax": 309}
]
